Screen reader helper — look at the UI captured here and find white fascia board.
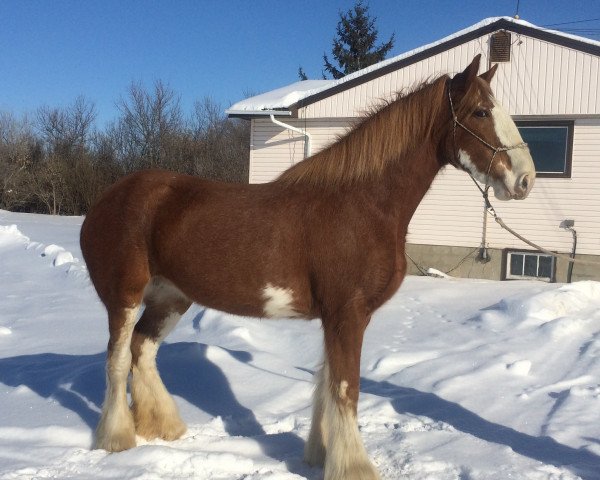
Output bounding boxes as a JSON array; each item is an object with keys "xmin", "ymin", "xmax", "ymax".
[{"xmin": 226, "ymin": 109, "xmax": 292, "ymax": 117}]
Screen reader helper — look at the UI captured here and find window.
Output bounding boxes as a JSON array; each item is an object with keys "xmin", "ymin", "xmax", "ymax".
[
  {"xmin": 516, "ymin": 121, "xmax": 573, "ymax": 178},
  {"xmin": 503, "ymin": 249, "xmax": 556, "ymax": 282}
]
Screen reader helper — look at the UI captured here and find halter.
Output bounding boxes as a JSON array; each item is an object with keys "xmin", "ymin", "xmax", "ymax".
[{"xmin": 447, "ymin": 82, "xmax": 528, "ymax": 207}]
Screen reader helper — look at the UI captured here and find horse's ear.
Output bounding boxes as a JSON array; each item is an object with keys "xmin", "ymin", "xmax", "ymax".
[
  {"xmin": 452, "ymin": 54, "xmax": 482, "ymax": 89},
  {"xmin": 480, "ymin": 63, "xmax": 498, "ymax": 84}
]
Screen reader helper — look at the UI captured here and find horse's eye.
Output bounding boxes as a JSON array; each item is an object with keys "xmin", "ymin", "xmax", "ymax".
[{"xmin": 474, "ymin": 109, "xmax": 489, "ymax": 118}]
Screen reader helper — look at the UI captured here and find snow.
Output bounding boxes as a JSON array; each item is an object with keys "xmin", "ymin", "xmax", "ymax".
[
  {"xmin": 1, "ymin": 209, "xmax": 599, "ymax": 479},
  {"xmin": 227, "ymin": 80, "xmax": 334, "ymax": 114},
  {"xmin": 227, "ymin": 16, "xmax": 600, "ymax": 116}
]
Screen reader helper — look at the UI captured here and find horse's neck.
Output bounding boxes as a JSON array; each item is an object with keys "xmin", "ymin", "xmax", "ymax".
[
  {"xmin": 358, "ymin": 88, "xmax": 447, "ymax": 221},
  {"xmin": 375, "ymin": 143, "xmax": 443, "ymax": 229}
]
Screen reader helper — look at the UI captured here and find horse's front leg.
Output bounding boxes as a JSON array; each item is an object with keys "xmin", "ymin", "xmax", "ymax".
[
  {"xmin": 314, "ymin": 303, "xmax": 379, "ymax": 480},
  {"xmin": 304, "ymin": 360, "xmax": 327, "ymax": 467}
]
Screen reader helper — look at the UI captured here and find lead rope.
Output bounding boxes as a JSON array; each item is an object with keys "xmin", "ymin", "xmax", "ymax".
[
  {"xmin": 449, "ymin": 85, "xmax": 600, "ymax": 268},
  {"xmin": 485, "ymin": 199, "xmax": 600, "ymax": 266}
]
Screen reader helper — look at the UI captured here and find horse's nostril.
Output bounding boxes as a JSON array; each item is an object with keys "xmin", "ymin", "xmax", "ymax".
[
  {"xmin": 518, "ymin": 174, "xmax": 530, "ymax": 193},
  {"xmin": 513, "ymin": 173, "xmax": 534, "ymax": 199}
]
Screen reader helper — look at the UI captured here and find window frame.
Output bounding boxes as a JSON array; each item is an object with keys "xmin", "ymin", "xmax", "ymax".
[
  {"xmin": 515, "ymin": 120, "xmax": 574, "ymax": 178},
  {"xmin": 501, "ymin": 248, "xmax": 557, "ymax": 282}
]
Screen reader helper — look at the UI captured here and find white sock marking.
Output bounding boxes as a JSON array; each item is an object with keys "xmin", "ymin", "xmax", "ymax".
[{"xmin": 96, "ymin": 306, "xmax": 139, "ymax": 450}]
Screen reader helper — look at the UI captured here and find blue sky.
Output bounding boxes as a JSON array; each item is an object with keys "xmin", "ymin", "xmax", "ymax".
[{"xmin": 1, "ymin": 0, "xmax": 599, "ymax": 127}]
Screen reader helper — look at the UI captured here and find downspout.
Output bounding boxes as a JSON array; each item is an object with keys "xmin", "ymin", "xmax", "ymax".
[
  {"xmin": 567, "ymin": 227, "xmax": 577, "ymax": 283},
  {"xmin": 269, "ymin": 114, "xmax": 312, "ymax": 159},
  {"xmin": 560, "ymin": 219, "xmax": 577, "ymax": 283}
]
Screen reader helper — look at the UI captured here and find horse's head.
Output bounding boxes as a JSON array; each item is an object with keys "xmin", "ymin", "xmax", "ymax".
[{"xmin": 445, "ymin": 55, "xmax": 535, "ymax": 200}]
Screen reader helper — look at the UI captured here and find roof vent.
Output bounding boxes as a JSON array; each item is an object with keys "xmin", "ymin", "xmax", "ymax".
[{"xmin": 490, "ymin": 31, "xmax": 511, "ymax": 62}]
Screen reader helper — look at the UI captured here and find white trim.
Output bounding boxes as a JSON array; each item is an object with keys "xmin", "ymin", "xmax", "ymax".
[{"xmin": 227, "ymin": 109, "xmax": 292, "ymax": 116}]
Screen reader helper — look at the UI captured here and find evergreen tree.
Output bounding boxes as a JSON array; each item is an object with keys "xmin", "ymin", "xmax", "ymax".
[{"xmin": 323, "ymin": 1, "xmax": 394, "ymax": 79}]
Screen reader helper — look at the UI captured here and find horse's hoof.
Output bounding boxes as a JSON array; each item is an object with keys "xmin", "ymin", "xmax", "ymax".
[
  {"xmin": 324, "ymin": 460, "xmax": 380, "ymax": 480},
  {"xmin": 94, "ymin": 431, "xmax": 136, "ymax": 452},
  {"xmin": 157, "ymin": 417, "xmax": 187, "ymax": 441},
  {"xmin": 134, "ymin": 413, "xmax": 187, "ymax": 441}
]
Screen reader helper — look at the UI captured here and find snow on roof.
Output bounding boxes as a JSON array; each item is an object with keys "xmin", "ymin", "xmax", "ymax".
[
  {"xmin": 226, "ymin": 80, "xmax": 335, "ymax": 115},
  {"xmin": 227, "ymin": 16, "xmax": 600, "ymax": 117}
]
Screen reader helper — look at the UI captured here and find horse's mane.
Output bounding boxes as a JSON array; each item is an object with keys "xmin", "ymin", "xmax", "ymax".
[{"xmin": 276, "ymin": 74, "xmax": 451, "ymax": 189}]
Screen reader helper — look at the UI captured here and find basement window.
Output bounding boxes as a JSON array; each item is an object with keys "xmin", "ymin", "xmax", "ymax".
[
  {"xmin": 503, "ymin": 249, "xmax": 556, "ymax": 282},
  {"xmin": 490, "ymin": 31, "xmax": 511, "ymax": 62},
  {"xmin": 516, "ymin": 121, "xmax": 573, "ymax": 178}
]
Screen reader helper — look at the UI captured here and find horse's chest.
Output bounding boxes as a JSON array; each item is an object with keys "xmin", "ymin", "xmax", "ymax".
[{"xmin": 366, "ymin": 247, "xmax": 407, "ymax": 312}]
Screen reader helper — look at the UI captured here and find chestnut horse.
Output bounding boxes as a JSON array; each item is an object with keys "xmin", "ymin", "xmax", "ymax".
[{"xmin": 80, "ymin": 55, "xmax": 535, "ymax": 480}]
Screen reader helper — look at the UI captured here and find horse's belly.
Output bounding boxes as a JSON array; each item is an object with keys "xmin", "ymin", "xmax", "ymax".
[{"xmin": 158, "ymin": 258, "xmax": 313, "ymax": 320}]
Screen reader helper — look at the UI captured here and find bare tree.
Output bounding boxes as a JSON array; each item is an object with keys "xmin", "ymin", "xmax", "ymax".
[
  {"xmin": 190, "ymin": 97, "xmax": 249, "ymax": 182},
  {"xmin": 0, "ymin": 112, "xmax": 42, "ymax": 211},
  {"xmin": 33, "ymin": 97, "xmax": 99, "ymax": 214},
  {"xmin": 1, "ymin": 83, "xmax": 250, "ymax": 215},
  {"xmin": 37, "ymin": 96, "xmax": 96, "ymax": 156},
  {"xmin": 116, "ymin": 80, "xmax": 183, "ymax": 170}
]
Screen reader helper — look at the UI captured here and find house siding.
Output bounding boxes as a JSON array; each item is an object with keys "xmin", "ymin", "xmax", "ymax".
[
  {"xmin": 407, "ymin": 119, "xmax": 600, "ymax": 256},
  {"xmin": 247, "ymin": 28, "xmax": 600, "ymax": 261},
  {"xmin": 493, "ymin": 36, "xmax": 600, "ymax": 115},
  {"xmin": 300, "ymin": 34, "xmax": 600, "ymax": 118},
  {"xmin": 249, "ymin": 118, "xmax": 351, "ymax": 184},
  {"xmin": 302, "ymin": 38, "xmax": 488, "ymax": 119}
]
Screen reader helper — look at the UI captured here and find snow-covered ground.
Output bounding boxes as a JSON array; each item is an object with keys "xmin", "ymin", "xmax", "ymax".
[{"xmin": 1, "ymin": 209, "xmax": 599, "ymax": 480}]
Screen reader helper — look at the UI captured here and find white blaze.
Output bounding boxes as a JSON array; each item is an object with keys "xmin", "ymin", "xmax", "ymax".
[
  {"xmin": 490, "ymin": 97, "xmax": 536, "ymax": 197},
  {"xmin": 490, "ymin": 97, "xmax": 524, "ymax": 148}
]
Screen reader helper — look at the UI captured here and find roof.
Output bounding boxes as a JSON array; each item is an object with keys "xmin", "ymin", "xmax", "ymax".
[
  {"xmin": 227, "ymin": 16, "xmax": 600, "ymax": 118},
  {"xmin": 225, "ymin": 80, "xmax": 334, "ymax": 117}
]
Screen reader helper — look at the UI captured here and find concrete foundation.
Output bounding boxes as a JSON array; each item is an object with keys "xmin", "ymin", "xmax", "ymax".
[{"xmin": 405, "ymin": 243, "xmax": 599, "ymax": 283}]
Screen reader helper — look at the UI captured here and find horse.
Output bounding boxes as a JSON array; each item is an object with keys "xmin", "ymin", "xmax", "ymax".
[{"xmin": 80, "ymin": 54, "xmax": 535, "ymax": 480}]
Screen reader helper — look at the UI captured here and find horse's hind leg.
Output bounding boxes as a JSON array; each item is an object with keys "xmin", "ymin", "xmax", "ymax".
[
  {"xmin": 95, "ymin": 304, "xmax": 141, "ymax": 452},
  {"xmin": 130, "ymin": 277, "xmax": 191, "ymax": 441}
]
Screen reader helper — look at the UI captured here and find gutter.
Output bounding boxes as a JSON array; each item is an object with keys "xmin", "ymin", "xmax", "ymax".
[{"xmin": 226, "ymin": 109, "xmax": 293, "ymax": 117}]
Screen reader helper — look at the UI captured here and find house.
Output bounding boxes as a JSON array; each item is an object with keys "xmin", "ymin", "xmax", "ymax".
[{"xmin": 227, "ymin": 17, "xmax": 600, "ymax": 282}]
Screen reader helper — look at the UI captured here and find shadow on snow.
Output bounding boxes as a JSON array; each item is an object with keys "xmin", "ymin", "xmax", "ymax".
[
  {"xmin": 359, "ymin": 377, "xmax": 600, "ymax": 480},
  {"xmin": 0, "ymin": 341, "xmax": 315, "ymax": 478},
  {"xmin": 1, "ymin": 344, "xmax": 598, "ymax": 479}
]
